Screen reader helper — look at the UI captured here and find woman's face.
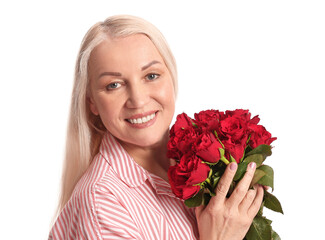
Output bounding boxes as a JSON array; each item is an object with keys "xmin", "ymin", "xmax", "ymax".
[{"xmin": 88, "ymin": 34, "xmax": 175, "ymax": 148}]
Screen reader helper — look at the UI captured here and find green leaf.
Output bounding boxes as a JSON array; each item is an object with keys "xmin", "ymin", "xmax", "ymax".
[
  {"xmin": 265, "ymin": 217, "xmax": 272, "ymax": 225},
  {"xmin": 257, "ymin": 165, "xmax": 274, "ymax": 190},
  {"xmin": 257, "ymin": 201, "xmax": 264, "ymax": 217},
  {"xmin": 184, "ymin": 189, "xmax": 204, "ymax": 207},
  {"xmin": 243, "ymin": 154, "xmax": 264, "ymax": 167},
  {"xmin": 208, "ymin": 168, "xmax": 213, "ymax": 178},
  {"xmin": 246, "ymin": 216, "xmax": 272, "ymax": 240},
  {"xmin": 246, "ymin": 144, "xmax": 272, "ymax": 160},
  {"xmin": 234, "ymin": 154, "xmax": 265, "ymax": 183},
  {"xmin": 271, "ymin": 230, "xmax": 281, "ymax": 240},
  {"xmin": 233, "ymin": 161, "xmax": 248, "ymax": 181},
  {"xmin": 229, "ymin": 154, "xmax": 236, "ymax": 163},
  {"xmin": 244, "ymin": 145, "xmax": 253, "ymax": 156},
  {"xmin": 264, "ymin": 191, "xmax": 284, "ymax": 214},
  {"xmin": 250, "ymin": 169, "xmax": 266, "ymax": 187}
]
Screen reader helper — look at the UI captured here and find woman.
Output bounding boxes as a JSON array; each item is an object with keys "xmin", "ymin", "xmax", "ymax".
[{"xmin": 50, "ymin": 15, "xmax": 264, "ymax": 240}]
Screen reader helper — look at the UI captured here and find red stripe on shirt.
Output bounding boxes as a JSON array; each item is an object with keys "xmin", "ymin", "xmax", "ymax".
[{"xmin": 49, "ymin": 132, "xmax": 199, "ymax": 239}]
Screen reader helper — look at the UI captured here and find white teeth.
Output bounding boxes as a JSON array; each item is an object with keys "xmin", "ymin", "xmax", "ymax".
[{"xmin": 128, "ymin": 113, "xmax": 156, "ymax": 124}]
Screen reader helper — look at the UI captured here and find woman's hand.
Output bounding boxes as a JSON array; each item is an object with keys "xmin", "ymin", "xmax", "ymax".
[{"xmin": 195, "ymin": 162, "xmax": 264, "ymax": 240}]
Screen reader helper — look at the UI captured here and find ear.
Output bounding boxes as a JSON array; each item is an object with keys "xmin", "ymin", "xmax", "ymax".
[{"xmin": 87, "ymin": 96, "xmax": 99, "ymax": 116}]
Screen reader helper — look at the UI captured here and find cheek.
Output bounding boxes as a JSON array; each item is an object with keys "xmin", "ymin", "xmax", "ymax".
[
  {"xmin": 95, "ymin": 95, "xmax": 122, "ymax": 122},
  {"xmin": 157, "ymin": 79, "xmax": 176, "ymax": 114}
]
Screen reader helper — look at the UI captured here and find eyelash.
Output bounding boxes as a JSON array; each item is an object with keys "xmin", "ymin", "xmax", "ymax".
[
  {"xmin": 105, "ymin": 73, "xmax": 160, "ymax": 91},
  {"xmin": 105, "ymin": 82, "xmax": 122, "ymax": 90},
  {"xmin": 146, "ymin": 73, "xmax": 160, "ymax": 81}
]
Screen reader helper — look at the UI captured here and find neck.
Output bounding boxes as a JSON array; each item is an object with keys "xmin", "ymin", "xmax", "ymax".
[{"xmin": 118, "ymin": 132, "xmax": 171, "ymax": 181}]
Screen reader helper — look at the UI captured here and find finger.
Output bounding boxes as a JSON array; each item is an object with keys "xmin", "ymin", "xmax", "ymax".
[
  {"xmin": 248, "ymin": 185, "xmax": 264, "ymax": 217},
  {"xmin": 210, "ymin": 162, "xmax": 237, "ymax": 206},
  {"xmin": 239, "ymin": 185, "xmax": 257, "ymax": 211},
  {"xmin": 195, "ymin": 204, "xmax": 205, "ymax": 218},
  {"xmin": 228, "ymin": 162, "xmax": 256, "ymax": 206},
  {"xmin": 263, "ymin": 185, "xmax": 270, "ymax": 191}
]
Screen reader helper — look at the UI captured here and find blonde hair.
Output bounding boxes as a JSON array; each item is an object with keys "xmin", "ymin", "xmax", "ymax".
[{"xmin": 57, "ymin": 15, "xmax": 178, "ymax": 214}]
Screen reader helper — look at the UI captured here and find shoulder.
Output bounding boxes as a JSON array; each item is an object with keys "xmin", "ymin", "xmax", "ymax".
[
  {"xmin": 49, "ymin": 154, "xmax": 108, "ymax": 239},
  {"xmin": 49, "ymin": 153, "xmax": 142, "ymax": 239}
]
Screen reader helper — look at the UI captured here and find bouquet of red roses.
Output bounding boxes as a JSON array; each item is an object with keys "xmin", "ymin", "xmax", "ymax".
[{"xmin": 167, "ymin": 109, "xmax": 283, "ymax": 240}]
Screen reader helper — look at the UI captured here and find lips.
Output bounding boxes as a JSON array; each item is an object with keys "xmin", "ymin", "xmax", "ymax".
[{"xmin": 126, "ymin": 111, "xmax": 157, "ymax": 125}]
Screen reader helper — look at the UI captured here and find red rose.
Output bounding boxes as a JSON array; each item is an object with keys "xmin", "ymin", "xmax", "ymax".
[
  {"xmin": 223, "ymin": 109, "xmax": 251, "ymax": 122},
  {"xmin": 168, "ymin": 154, "xmax": 210, "ymax": 200},
  {"xmin": 216, "ymin": 110, "xmax": 253, "ymax": 162},
  {"xmin": 167, "ymin": 127, "xmax": 198, "ymax": 159},
  {"xmin": 249, "ymin": 124, "xmax": 277, "ymax": 148},
  {"xmin": 167, "ymin": 136, "xmax": 183, "ymax": 160},
  {"xmin": 194, "ymin": 109, "xmax": 223, "ymax": 130},
  {"xmin": 250, "ymin": 115, "xmax": 260, "ymax": 125},
  {"xmin": 195, "ymin": 132, "xmax": 223, "ymax": 163},
  {"xmin": 218, "ymin": 112, "xmax": 250, "ymax": 142},
  {"xmin": 168, "ymin": 113, "xmax": 197, "ymax": 159},
  {"xmin": 223, "ymin": 140, "xmax": 246, "ymax": 163},
  {"xmin": 178, "ymin": 127, "xmax": 199, "ymax": 154},
  {"xmin": 170, "ymin": 113, "xmax": 194, "ymax": 134}
]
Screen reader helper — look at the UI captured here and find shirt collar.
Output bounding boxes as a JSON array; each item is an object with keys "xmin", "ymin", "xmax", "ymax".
[
  {"xmin": 148, "ymin": 173, "xmax": 175, "ymax": 198},
  {"xmin": 99, "ymin": 132, "xmax": 178, "ymax": 198},
  {"xmin": 100, "ymin": 132, "xmax": 148, "ymax": 187}
]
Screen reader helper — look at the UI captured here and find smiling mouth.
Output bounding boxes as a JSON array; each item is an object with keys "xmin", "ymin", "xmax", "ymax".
[{"xmin": 126, "ymin": 112, "xmax": 157, "ymax": 124}]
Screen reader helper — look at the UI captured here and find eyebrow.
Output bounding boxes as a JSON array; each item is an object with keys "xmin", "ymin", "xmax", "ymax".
[
  {"xmin": 141, "ymin": 60, "xmax": 161, "ymax": 71},
  {"xmin": 98, "ymin": 71, "xmax": 122, "ymax": 79},
  {"xmin": 97, "ymin": 60, "xmax": 161, "ymax": 80}
]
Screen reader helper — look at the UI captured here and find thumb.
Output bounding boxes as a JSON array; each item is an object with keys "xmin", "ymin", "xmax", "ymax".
[{"xmin": 195, "ymin": 205, "xmax": 205, "ymax": 218}]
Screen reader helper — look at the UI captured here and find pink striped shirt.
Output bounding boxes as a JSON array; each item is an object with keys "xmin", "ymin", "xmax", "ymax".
[{"xmin": 49, "ymin": 133, "xmax": 199, "ymax": 239}]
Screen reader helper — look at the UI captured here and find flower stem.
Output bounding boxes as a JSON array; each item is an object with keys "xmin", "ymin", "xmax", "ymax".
[{"xmin": 220, "ymin": 156, "xmax": 230, "ymax": 165}]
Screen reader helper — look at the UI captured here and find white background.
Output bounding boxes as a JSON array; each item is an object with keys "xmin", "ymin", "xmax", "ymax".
[{"xmin": 1, "ymin": 0, "xmax": 324, "ymax": 239}]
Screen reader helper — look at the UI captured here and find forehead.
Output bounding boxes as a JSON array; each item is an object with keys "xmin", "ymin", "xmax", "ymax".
[{"xmin": 88, "ymin": 34, "xmax": 165, "ymax": 73}]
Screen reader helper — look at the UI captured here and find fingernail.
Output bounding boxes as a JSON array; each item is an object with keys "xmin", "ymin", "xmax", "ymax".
[
  {"xmin": 249, "ymin": 162, "xmax": 256, "ymax": 169},
  {"xmin": 230, "ymin": 162, "xmax": 237, "ymax": 171}
]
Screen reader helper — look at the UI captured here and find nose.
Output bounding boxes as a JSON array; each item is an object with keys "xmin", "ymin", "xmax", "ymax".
[{"xmin": 125, "ymin": 82, "xmax": 149, "ymax": 109}]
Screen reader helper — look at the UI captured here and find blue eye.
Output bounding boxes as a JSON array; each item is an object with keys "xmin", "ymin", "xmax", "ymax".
[
  {"xmin": 106, "ymin": 82, "xmax": 121, "ymax": 90},
  {"xmin": 146, "ymin": 73, "xmax": 159, "ymax": 81}
]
